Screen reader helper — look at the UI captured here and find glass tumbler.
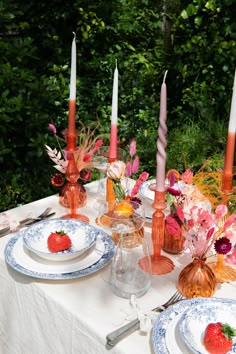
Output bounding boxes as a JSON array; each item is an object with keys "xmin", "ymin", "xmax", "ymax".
[{"xmin": 110, "ymin": 235, "xmax": 152, "ymax": 299}]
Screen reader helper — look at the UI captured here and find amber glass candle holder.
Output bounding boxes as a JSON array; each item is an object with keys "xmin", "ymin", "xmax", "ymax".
[
  {"xmin": 61, "ymin": 151, "xmax": 89, "ymax": 223},
  {"xmin": 150, "ymin": 190, "xmax": 174, "ymax": 275}
]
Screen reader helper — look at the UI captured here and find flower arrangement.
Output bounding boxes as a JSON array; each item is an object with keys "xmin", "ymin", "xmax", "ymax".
[
  {"xmin": 165, "ymin": 168, "xmax": 200, "ymax": 238},
  {"xmin": 106, "ymin": 140, "xmax": 149, "ymax": 203},
  {"xmin": 164, "ymin": 166, "xmax": 236, "ymax": 258},
  {"xmin": 183, "ymin": 204, "xmax": 236, "ymax": 259},
  {"xmin": 45, "ymin": 122, "xmax": 103, "ymax": 187}
]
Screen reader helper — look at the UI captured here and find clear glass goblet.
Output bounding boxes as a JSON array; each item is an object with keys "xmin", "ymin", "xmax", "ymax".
[{"xmin": 96, "ymin": 199, "xmax": 146, "ymax": 245}]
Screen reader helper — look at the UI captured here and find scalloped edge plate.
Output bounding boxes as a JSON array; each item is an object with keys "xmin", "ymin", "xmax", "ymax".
[{"xmin": 5, "ymin": 228, "xmax": 115, "ymax": 280}]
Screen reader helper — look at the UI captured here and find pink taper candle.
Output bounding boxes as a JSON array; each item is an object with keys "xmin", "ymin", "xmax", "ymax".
[
  {"xmin": 109, "ymin": 61, "xmax": 118, "ymax": 161},
  {"xmin": 222, "ymin": 69, "xmax": 236, "ymax": 193},
  {"xmin": 67, "ymin": 32, "xmax": 77, "ymax": 151},
  {"xmin": 156, "ymin": 71, "xmax": 168, "ymax": 192}
]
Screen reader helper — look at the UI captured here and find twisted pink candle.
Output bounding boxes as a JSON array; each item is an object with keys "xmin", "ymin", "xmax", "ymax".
[{"xmin": 156, "ymin": 71, "xmax": 167, "ymax": 192}]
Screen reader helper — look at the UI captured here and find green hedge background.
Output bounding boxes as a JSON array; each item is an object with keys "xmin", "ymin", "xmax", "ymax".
[{"xmin": 0, "ymin": 0, "xmax": 235, "ymax": 211}]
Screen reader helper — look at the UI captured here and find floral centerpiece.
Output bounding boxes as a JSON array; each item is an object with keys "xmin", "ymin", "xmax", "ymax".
[
  {"xmin": 177, "ymin": 203, "xmax": 236, "ymax": 297},
  {"xmin": 45, "ymin": 122, "xmax": 103, "ymax": 207},
  {"xmin": 46, "ymin": 122, "xmax": 103, "ymax": 188},
  {"xmin": 99, "ymin": 140, "xmax": 149, "ymax": 244},
  {"xmin": 163, "ymin": 168, "xmax": 208, "ymax": 254}
]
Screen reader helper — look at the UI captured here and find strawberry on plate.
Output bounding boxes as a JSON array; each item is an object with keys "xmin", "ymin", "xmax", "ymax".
[
  {"xmin": 203, "ymin": 322, "xmax": 236, "ymax": 354},
  {"xmin": 47, "ymin": 230, "xmax": 72, "ymax": 253}
]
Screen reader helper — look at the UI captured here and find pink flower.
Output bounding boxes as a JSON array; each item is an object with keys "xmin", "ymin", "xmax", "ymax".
[
  {"xmin": 49, "ymin": 123, "xmax": 57, "ymax": 135},
  {"xmin": 131, "ymin": 171, "xmax": 149, "ymax": 197},
  {"xmin": 214, "ymin": 237, "xmax": 232, "ymax": 255},
  {"xmin": 166, "ymin": 215, "xmax": 181, "ymax": 237},
  {"xmin": 88, "ymin": 139, "xmax": 103, "ymax": 155},
  {"xmin": 126, "ymin": 161, "xmax": 132, "ymax": 177},
  {"xmin": 129, "ymin": 140, "xmax": 136, "ymax": 157},
  {"xmin": 83, "ymin": 154, "xmax": 91, "ymax": 162},
  {"xmin": 132, "ymin": 156, "xmax": 139, "ymax": 174},
  {"xmin": 168, "ymin": 170, "xmax": 175, "ymax": 187},
  {"xmin": 215, "ymin": 204, "xmax": 228, "ymax": 219},
  {"xmin": 206, "ymin": 227, "xmax": 215, "ymax": 240},
  {"xmin": 107, "ymin": 161, "xmax": 126, "ymax": 180},
  {"xmin": 188, "ymin": 219, "xmax": 194, "ymax": 229},
  {"xmin": 176, "ymin": 206, "xmax": 184, "ymax": 224},
  {"xmin": 197, "ymin": 209, "xmax": 214, "ymax": 229},
  {"xmin": 224, "ymin": 230, "xmax": 235, "ymax": 240},
  {"xmin": 224, "ymin": 214, "xmax": 236, "ymax": 229},
  {"xmin": 225, "ymin": 245, "xmax": 236, "ymax": 265},
  {"xmin": 181, "ymin": 169, "xmax": 193, "ymax": 184},
  {"xmin": 80, "ymin": 169, "xmax": 92, "ymax": 182},
  {"xmin": 166, "ymin": 187, "xmax": 181, "ymax": 196}
]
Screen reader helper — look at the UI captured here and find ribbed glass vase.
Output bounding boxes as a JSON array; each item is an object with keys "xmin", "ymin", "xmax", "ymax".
[{"xmin": 177, "ymin": 257, "xmax": 217, "ymax": 298}]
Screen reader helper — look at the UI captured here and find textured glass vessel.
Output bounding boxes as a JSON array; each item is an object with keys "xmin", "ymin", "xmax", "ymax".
[
  {"xmin": 162, "ymin": 226, "xmax": 185, "ymax": 254},
  {"xmin": 177, "ymin": 257, "xmax": 217, "ymax": 298}
]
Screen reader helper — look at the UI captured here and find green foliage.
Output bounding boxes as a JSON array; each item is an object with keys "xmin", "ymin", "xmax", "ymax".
[{"xmin": 0, "ymin": 0, "xmax": 235, "ymax": 211}]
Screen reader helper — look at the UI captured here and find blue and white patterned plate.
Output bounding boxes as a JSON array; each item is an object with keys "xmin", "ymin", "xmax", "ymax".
[
  {"xmin": 5, "ymin": 227, "xmax": 115, "ymax": 280},
  {"xmin": 152, "ymin": 297, "xmax": 236, "ymax": 354},
  {"xmin": 179, "ymin": 298, "xmax": 236, "ymax": 354},
  {"xmin": 22, "ymin": 219, "xmax": 97, "ymax": 261}
]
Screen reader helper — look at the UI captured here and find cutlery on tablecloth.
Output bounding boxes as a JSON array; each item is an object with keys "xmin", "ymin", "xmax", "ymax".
[
  {"xmin": 0, "ymin": 208, "xmax": 56, "ymax": 237},
  {"xmin": 106, "ymin": 291, "xmax": 184, "ymax": 347}
]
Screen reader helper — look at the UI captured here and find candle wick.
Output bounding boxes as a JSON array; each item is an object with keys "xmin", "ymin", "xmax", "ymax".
[
  {"xmin": 163, "ymin": 70, "xmax": 168, "ymax": 84},
  {"xmin": 72, "ymin": 32, "xmax": 76, "ymax": 39}
]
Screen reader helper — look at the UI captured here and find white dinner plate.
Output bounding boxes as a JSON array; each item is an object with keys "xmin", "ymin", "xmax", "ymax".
[
  {"xmin": 152, "ymin": 297, "xmax": 236, "ymax": 354},
  {"xmin": 179, "ymin": 299, "xmax": 236, "ymax": 354},
  {"xmin": 22, "ymin": 218, "xmax": 97, "ymax": 261},
  {"xmin": 5, "ymin": 229, "xmax": 115, "ymax": 280}
]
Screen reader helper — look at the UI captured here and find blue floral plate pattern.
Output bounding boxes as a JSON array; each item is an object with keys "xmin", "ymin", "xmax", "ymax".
[
  {"xmin": 5, "ymin": 226, "xmax": 115, "ymax": 280},
  {"xmin": 152, "ymin": 297, "xmax": 236, "ymax": 354},
  {"xmin": 179, "ymin": 298, "xmax": 236, "ymax": 354},
  {"xmin": 22, "ymin": 218, "xmax": 97, "ymax": 261}
]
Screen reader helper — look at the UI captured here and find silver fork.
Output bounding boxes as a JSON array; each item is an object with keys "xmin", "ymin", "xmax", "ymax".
[
  {"xmin": 19, "ymin": 208, "xmax": 53, "ymax": 225},
  {"xmin": 106, "ymin": 291, "xmax": 184, "ymax": 347},
  {"xmin": 0, "ymin": 208, "xmax": 55, "ymax": 237}
]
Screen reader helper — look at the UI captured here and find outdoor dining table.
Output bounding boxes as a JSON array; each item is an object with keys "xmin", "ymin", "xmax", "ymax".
[{"xmin": 0, "ymin": 180, "xmax": 236, "ymax": 354}]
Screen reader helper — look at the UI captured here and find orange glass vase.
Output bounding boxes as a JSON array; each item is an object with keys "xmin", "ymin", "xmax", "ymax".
[
  {"xmin": 162, "ymin": 226, "xmax": 185, "ymax": 254},
  {"xmin": 177, "ymin": 257, "xmax": 217, "ymax": 298},
  {"xmin": 59, "ymin": 182, "xmax": 87, "ymax": 208}
]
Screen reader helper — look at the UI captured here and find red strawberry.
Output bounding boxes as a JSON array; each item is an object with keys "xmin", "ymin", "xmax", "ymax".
[
  {"xmin": 203, "ymin": 322, "xmax": 236, "ymax": 354},
  {"xmin": 47, "ymin": 230, "xmax": 72, "ymax": 252}
]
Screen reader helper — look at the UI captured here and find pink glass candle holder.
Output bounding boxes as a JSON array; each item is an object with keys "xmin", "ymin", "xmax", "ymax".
[{"xmin": 150, "ymin": 190, "xmax": 174, "ymax": 275}]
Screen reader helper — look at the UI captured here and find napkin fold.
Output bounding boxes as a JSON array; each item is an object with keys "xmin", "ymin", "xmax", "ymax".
[{"xmin": 120, "ymin": 295, "xmax": 159, "ymax": 334}]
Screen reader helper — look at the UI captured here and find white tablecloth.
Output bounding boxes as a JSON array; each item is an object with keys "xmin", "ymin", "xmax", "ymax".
[{"xmin": 0, "ymin": 181, "xmax": 236, "ymax": 354}]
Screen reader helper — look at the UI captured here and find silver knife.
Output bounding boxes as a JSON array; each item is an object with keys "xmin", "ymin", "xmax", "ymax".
[{"xmin": 106, "ymin": 292, "xmax": 184, "ymax": 347}]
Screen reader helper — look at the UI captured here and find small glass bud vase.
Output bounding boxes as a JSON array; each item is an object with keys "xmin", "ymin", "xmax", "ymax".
[
  {"xmin": 162, "ymin": 226, "xmax": 185, "ymax": 254},
  {"xmin": 177, "ymin": 257, "xmax": 217, "ymax": 298}
]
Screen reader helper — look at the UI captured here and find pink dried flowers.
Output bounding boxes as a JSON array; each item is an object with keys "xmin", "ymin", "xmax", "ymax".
[
  {"xmin": 106, "ymin": 140, "xmax": 149, "ymax": 202},
  {"xmin": 46, "ymin": 122, "xmax": 103, "ymax": 186}
]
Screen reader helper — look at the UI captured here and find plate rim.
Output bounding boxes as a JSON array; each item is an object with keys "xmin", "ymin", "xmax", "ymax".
[
  {"xmin": 152, "ymin": 297, "xmax": 236, "ymax": 354},
  {"xmin": 5, "ymin": 227, "xmax": 115, "ymax": 280},
  {"xmin": 178, "ymin": 299, "xmax": 236, "ymax": 354}
]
